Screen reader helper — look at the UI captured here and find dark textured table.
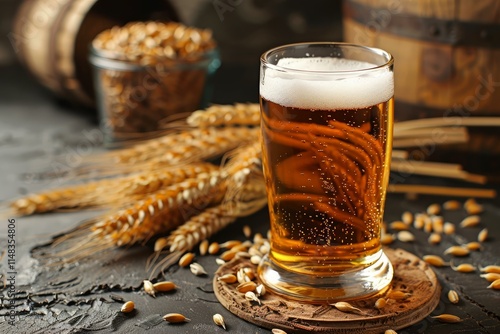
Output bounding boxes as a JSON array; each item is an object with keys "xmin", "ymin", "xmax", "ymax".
[{"xmin": 1, "ymin": 65, "xmax": 499, "ymax": 334}]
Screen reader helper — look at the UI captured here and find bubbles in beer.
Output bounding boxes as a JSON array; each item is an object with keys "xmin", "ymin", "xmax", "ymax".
[
  {"xmin": 260, "ymin": 55, "xmax": 393, "ymax": 275},
  {"xmin": 261, "ymin": 95, "xmax": 393, "ymax": 274}
]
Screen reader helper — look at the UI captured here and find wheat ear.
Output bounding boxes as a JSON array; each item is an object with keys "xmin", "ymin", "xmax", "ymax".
[
  {"xmin": 8, "ymin": 162, "xmax": 218, "ymax": 216},
  {"xmin": 222, "ymin": 141, "xmax": 266, "ymax": 206},
  {"xmin": 187, "ymin": 103, "xmax": 260, "ymax": 127},
  {"xmin": 147, "ymin": 141, "xmax": 267, "ymax": 274},
  {"xmin": 146, "ymin": 203, "xmax": 236, "ymax": 276},
  {"xmin": 47, "ymin": 170, "xmax": 227, "ymax": 263},
  {"xmin": 170, "ymin": 203, "xmax": 237, "ymax": 252},
  {"xmin": 69, "ymin": 126, "xmax": 259, "ymax": 178}
]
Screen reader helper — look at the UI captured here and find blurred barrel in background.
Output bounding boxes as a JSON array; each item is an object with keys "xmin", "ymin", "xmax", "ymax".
[
  {"xmin": 343, "ymin": 0, "xmax": 500, "ymax": 120},
  {"xmin": 343, "ymin": 0, "xmax": 500, "ymax": 174},
  {"xmin": 12, "ymin": 0, "xmax": 178, "ymax": 107}
]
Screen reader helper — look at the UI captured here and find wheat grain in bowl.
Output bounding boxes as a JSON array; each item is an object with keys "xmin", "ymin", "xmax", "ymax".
[{"xmin": 90, "ymin": 21, "xmax": 220, "ymax": 142}]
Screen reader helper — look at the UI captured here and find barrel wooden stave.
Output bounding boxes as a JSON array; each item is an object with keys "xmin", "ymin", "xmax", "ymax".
[
  {"xmin": 343, "ymin": 0, "xmax": 500, "ymax": 168},
  {"xmin": 343, "ymin": 0, "xmax": 500, "ymax": 115},
  {"xmin": 344, "ymin": 0, "xmax": 500, "ymax": 137}
]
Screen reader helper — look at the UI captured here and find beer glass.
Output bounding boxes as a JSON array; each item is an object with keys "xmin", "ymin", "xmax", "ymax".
[{"xmin": 258, "ymin": 43, "xmax": 394, "ymax": 302}]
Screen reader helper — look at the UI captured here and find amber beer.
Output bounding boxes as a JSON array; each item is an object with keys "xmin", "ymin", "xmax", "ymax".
[
  {"xmin": 261, "ymin": 98, "xmax": 393, "ymax": 268},
  {"xmin": 258, "ymin": 44, "xmax": 394, "ymax": 302}
]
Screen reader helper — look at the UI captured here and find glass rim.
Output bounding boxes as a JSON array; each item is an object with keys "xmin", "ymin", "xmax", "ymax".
[
  {"xmin": 260, "ymin": 42, "xmax": 393, "ymax": 75},
  {"xmin": 88, "ymin": 45, "xmax": 220, "ymax": 71}
]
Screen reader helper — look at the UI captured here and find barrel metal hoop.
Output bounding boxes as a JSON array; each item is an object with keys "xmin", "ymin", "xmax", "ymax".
[{"xmin": 344, "ymin": 0, "xmax": 500, "ymax": 48}]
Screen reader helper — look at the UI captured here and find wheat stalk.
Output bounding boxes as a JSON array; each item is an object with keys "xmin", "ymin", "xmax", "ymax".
[
  {"xmin": 223, "ymin": 141, "xmax": 262, "ymax": 185},
  {"xmin": 222, "ymin": 141, "xmax": 266, "ymax": 209},
  {"xmin": 7, "ymin": 182, "xmax": 104, "ymax": 216},
  {"xmin": 65, "ymin": 126, "xmax": 260, "ymax": 178},
  {"xmin": 388, "ymin": 184, "xmax": 496, "ymax": 198},
  {"xmin": 146, "ymin": 141, "xmax": 267, "ymax": 274},
  {"xmin": 143, "ymin": 126, "xmax": 259, "ymax": 168},
  {"xmin": 393, "ymin": 116, "xmax": 500, "ymax": 133},
  {"xmin": 8, "ymin": 162, "xmax": 218, "ymax": 216},
  {"xmin": 187, "ymin": 103, "xmax": 261, "ymax": 127},
  {"xmin": 48, "ymin": 170, "xmax": 227, "ymax": 263},
  {"xmin": 147, "ymin": 202, "xmax": 243, "ymax": 277},
  {"xmin": 167, "ymin": 202, "xmax": 237, "ymax": 253},
  {"xmin": 113, "ymin": 127, "xmax": 257, "ymax": 164}
]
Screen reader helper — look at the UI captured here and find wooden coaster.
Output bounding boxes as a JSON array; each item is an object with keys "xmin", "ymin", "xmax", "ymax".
[{"xmin": 213, "ymin": 248, "xmax": 440, "ymax": 334}]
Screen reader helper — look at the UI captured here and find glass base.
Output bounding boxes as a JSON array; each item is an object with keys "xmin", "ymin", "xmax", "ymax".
[{"xmin": 257, "ymin": 249, "xmax": 393, "ymax": 303}]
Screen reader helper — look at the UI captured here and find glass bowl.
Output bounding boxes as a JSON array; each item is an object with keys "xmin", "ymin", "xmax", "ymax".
[{"xmin": 89, "ymin": 45, "xmax": 220, "ymax": 144}]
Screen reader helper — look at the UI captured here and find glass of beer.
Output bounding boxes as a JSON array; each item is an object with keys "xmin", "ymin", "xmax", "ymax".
[{"xmin": 258, "ymin": 42, "xmax": 394, "ymax": 302}]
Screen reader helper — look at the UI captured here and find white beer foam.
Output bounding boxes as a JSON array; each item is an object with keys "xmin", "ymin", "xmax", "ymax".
[{"xmin": 261, "ymin": 57, "xmax": 394, "ymax": 110}]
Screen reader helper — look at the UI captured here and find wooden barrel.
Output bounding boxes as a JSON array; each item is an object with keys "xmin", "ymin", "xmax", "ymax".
[
  {"xmin": 12, "ymin": 0, "xmax": 178, "ymax": 107},
  {"xmin": 342, "ymin": 0, "xmax": 500, "ymax": 162}
]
